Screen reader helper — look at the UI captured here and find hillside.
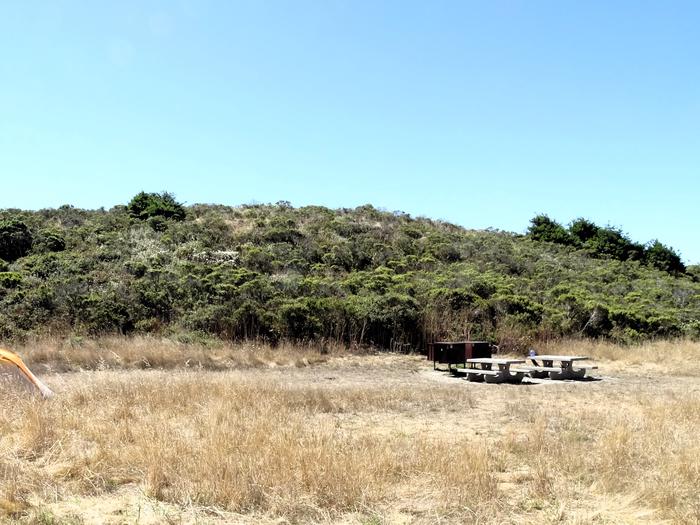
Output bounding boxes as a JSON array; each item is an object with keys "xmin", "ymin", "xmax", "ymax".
[{"xmin": 1, "ymin": 196, "xmax": 699, "ymax": 350}]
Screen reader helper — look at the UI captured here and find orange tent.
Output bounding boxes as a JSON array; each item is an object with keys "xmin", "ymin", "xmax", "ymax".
[{"xmin": 0, "ymin": 348, "xmax": 54, "ymax": 398}]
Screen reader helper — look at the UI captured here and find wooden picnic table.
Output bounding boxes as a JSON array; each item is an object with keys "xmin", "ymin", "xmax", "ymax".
[
  {"xmin": 455, "ymin": 358, "xmax": 526, "ymax": 384},
  {"xmin": 521, "ymin": 355, "xmax": 597, "ymax": 379}
]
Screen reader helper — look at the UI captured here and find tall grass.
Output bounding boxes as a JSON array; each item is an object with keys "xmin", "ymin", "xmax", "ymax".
[
  {"xmin": 502, "ymin": 392, "xmax": 700, "ymax": 524},
  {"xmin": 0, "ymin": 371, "xmax": 499, "ymax": 522},
  {"xmin": 12, "ymin": 335, "xmax": 334, "ymax": 372},
  {"xmin": 1, "ymin": 337, "xmax": 699, "ymax": 523},
  {"xmin": 537, "ymin": 338, "xmax": 700, "ymax": 375}
]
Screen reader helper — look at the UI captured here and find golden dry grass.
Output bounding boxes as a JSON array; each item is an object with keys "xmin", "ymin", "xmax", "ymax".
[
  {"xmin": 0, "ymin": 338, "xmax": 699, "ymax": 524},
  {"xmin": 537, "ymin": 338, "xmax": 700, "ymax": 376},
  {"xmin": 0, "ymin": 371, "xmax": 499, "ymax": 523},
  {"xmin": 14, "ymin": 336, "xmax": 333, "ymax": 372},
  {"xmin": 500, "ymin": 390, "xmax": 700, "ymax": 524}
]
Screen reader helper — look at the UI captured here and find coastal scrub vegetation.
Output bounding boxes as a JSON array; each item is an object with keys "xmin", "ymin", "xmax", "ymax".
[
  {"xmin": 527, "ymin": 214, "xmax": 686, "ymax": 275},
  {"xmin": 0, "ymin": 197, "xmax": 698, "ymax": 350}
]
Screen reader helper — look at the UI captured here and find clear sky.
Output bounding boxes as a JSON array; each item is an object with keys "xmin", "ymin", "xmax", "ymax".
[{"xmin": 1, "ymin": 1, "xmax": 698, "ymax": 263}]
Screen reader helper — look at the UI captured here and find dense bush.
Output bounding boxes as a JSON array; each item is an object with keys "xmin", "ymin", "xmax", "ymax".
[
  {"xmin": 527, "ymin": 215, "xmax": 686, "ymax": 275},
  {"xmin": 127, "ymin": 191, "xmax": 186, "ymax": 222},
  {"xmin": 0, "ymin": 195, "xmax": 697, "ymax": 347},
  {"xmin": 644, "ymin": 240, "xmax": 685, "ymax": 275},
  {"xmin": 527, "ymin": 215, "xmax": 572, "ymax": 245},
  {"xmin": 0, "ymin": 219, "xmax": 33, "ymax": 261},
  {"xmin": 33, "ymin": 229, "xmax": 66, "ymax": 253},
  {"xmin": 687, "ymin": 265, "xmax": 700, "ymax": 282},
  {"xmin": 569, "ymin": 218, "xmax": 599, "ymax": 245}
]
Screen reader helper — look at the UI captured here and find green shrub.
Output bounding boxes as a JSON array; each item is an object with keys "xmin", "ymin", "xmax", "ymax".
[
  {"xmin": 127, "ymin": 191, "xmax": 186, "ymax": 221},
  {"xmin": 687, "ymin": 265, "xmax": 700, "ymax": 282},
  {"xmin": 0, "ymin": 219, "xmax": 33, "ymax": 261},
  {"xmin": 585, "ymin": 227, "xmax": 643, "ymax": 261},
  {"xmin": 568, "ymin": 218, "xmax": 599, "ymax": 245},
  {"xmin": 0, "ymin": 201, "xmax": 697, "ymax": 346},
  {"xmin": 682, "ymin": 320, "xmax": 700, "ymax": 340},
  {"xmin": 280, "ymin": 299, "xmax": 322, "ymax": 340},
  {"xmin": 527, "ymin": 215, "xmax": 572, "ymax": 245},
  {"xmin": 644, "ymin": 240, "xmax": 685, "ymax": 275},
  {"xmin": 0, "ymin": 272, "xmax": 23, "ymax": 288},
  {"xmin": 79, "ymin": 292, "xmax": 137, "ymax": 334},
  {"xmin": 33, "ymin": 229, "xmax": 66, "ymax": 253}
]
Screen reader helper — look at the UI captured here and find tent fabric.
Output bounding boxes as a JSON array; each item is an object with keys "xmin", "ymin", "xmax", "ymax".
[{"xmin": 0, "ymin": 348, "xmax": 54, "ymax": 398}]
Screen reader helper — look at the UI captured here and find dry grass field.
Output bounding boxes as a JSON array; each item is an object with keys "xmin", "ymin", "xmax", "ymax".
[{"xmin": 1, "ymin": 337, "xmax": 699, "ymax": 524}]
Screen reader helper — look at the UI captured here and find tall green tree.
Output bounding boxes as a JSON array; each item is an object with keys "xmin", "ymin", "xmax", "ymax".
[
  {"xmin": 644, "ymin": 240, "xmax": 685, "ymax": 275},
  {"xmin": 127, "ymin": 191, "xmax": 186, "ymax": 221},
  {"xmin": 568, "ymin": 218, "xmax": 599, "ymax": 246},
  {"xmin": 527, "ymin": 215, "xmax": 572, "ymax": 245}
]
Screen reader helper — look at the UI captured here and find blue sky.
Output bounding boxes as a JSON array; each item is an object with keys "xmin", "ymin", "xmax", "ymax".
[{"xmin": 1, "ymin": 1, "xmax": 698, "ymax": 263}]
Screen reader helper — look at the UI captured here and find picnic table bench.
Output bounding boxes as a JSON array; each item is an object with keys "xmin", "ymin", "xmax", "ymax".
[
  {"xmin": 453, "ymin": 358, "xmax": 526, "ymax": 384},
  {"xmin": 517, "ymin": 355, "xmax": 597, "ymax": 380}
]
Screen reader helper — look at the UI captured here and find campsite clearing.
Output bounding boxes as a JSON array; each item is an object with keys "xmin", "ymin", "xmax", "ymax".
[{"xmin": 0, "ymin": 338, "xmax": 699, "ymax": 524}]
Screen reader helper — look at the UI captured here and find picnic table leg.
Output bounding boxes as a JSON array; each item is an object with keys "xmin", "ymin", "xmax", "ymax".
[
  {"xmin": 569, "ymin": 368, "xmax": 586, "ymax": 379},
  {"xmin": 549, "ymin": 361, "xmax": 573, "ymax": 380},
  {"xmin": 505, "ymin": 365, "xmax": 524, "ymax": 383},
  {"xmin": 484, "ymin": 364, "xmax": 506, "ymax": 384},
  {"xmin": 483, "ymin": 372, "xmax": 505, "ymax": 383},
  {"xmin": 498, "ymin": 363, "xmax": 523, "ymax": 384},
  {"xmin": 466, "ymin": 363, "xmax": 484, "ymax": 382},
  {"xmin": 559, "ymin": 360, "xmax": 590, "ymax": 379},
  {"xmin": 528, "ymin": 358, "xmax": 548, "ymax": 379},
  {"xmin": 569, "ymin": 363, "xmax": 586, "ymax": 379}
]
